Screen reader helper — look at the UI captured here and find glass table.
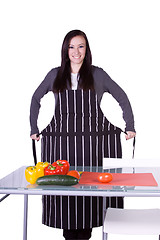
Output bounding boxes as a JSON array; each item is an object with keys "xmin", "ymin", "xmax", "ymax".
[{"xmin": 1, "ymin": 165, "xmax": 160, "ymax": 240}]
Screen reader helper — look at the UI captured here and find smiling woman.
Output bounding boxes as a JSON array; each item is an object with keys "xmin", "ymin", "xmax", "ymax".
[
  {"xmin": 52, "ymin": 30, "xmax": 94, "ymax": 93},
  {"xmin": 29, "ymin": 29, "xmax": 136, "ymax": 240},
  {"xmin": 68, "ymin": 35, "xmax": 86, "ymax": 73}
]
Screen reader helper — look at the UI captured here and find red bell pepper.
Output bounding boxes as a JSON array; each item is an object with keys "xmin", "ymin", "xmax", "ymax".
[
  {"xmin": 44, "ymin": 164, "xmax": 63, "ymax": 175},
  {"xmin": 52, "ymin": 160, "xmax": 70, "ymax": 175}
]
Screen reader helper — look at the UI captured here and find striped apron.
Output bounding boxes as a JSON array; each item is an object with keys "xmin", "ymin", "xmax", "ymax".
[{"xmin": 41, "ymin": 89, "xmax": 123, "ymax": 230}]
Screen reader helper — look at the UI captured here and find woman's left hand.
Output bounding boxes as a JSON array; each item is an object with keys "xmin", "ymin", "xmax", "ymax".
[{"xmin": 125, "ymin": 131, "xmax": 136, "ymax": 140}]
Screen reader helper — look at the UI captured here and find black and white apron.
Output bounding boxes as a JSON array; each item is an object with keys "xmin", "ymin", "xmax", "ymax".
[{"xmin": 41, "ymin": 89, "xmax": 123, "ymax": 230}]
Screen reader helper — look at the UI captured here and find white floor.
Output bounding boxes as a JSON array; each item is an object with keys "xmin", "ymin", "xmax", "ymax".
[{"xmin": 0, "ymin": 195, "xmax": 160, "ymax": 240}]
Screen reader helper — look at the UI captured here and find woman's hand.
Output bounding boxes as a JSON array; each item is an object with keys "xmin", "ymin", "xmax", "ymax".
[
  {"xmin": 30, "ymin": 134, "xmax": 40, "ymax": 141},
  {"xmin": 125, "ymin": 131, "xmax": 136, "ymax": 140}
]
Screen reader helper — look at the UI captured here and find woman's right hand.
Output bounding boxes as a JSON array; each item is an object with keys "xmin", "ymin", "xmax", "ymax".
[{"xmin": 30, "ymin": 134, "xmax": 40, "ymax": 141}]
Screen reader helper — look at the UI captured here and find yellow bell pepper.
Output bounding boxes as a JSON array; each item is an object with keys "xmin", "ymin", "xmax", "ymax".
[
  {"xmin": 25, "ymin": 166, "xmax": 39, "ymax": 184},
  {"xmin": 25, "ymin": 162, "xmax": 49, "ymax": 184},
  {"xmin": 36, "ymin": 162, "xmax": 49, "ymax": 178},
  {"xmin": 36, "ymin": 162, "xmax": 49, "ymax": 169}
]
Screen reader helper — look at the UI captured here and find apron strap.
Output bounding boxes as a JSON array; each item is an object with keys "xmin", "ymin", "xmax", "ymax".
[
  {"xmin": 132, "ymin": 136, "xmax": 136, "ymax": 173},
  {"xmin": 32, "ymin": 140, "xmax": 37, "ymax": 165},
  {"xmin": 123, "ymin": 131, "xmax": 136, "ymax": 159},
  {"xmin": 132, "ymin": 136, "xmax": 136, "ymax": 159},
  {"xmin": 32, "ymin": 133, "xmax": 136, "ymax": 165},
  {"xmin": 32, "ymin": 133, "xmax": 41, "ymax": 165}
]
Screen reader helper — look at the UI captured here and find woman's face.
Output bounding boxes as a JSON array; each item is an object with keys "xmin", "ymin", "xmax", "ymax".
[{"xmin": 68, "ymin": 35, "xmax": 86, "ymax": 69}]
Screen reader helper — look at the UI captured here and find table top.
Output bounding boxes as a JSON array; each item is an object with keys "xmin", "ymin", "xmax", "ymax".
[{"xmin": 1, "ymin": 165, "xmax": 160, "ymax": 197}]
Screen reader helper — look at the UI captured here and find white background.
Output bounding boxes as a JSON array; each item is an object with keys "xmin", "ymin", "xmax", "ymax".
[{"xmin": 0, "ymin": 0, "xmax": 160, "ymax": 239}]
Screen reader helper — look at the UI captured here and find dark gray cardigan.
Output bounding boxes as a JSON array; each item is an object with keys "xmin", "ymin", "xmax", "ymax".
[{"xmin": 30, "ymin": 66, "xmax": 135, "ymax": 135}]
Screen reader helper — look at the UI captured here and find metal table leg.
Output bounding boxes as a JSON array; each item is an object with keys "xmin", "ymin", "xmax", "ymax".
[
  {"xmin": 103, "ymin": 228, "xmax": 107, "ymax": 239},
  {"xmin": 0, "ymin": 194, "xmax": 10, "ymax": 202},
  {"xmin": 102, "ymin": 197, "xmax": 108, "ymax": 240},
  {"xmin": 23, "ymin": 194, "xmax": 28, "ymax": 240}
]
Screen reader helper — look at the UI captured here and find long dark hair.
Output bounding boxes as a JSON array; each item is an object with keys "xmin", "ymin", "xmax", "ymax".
[{"xmin": 53, "ymin": 30, "xmax": 94, "ymax": 92}]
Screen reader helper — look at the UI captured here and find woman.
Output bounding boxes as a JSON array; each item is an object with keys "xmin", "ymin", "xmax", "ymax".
[{"xmin": 30, "ymin": 30, "xmax": 136, "ymax": 240}]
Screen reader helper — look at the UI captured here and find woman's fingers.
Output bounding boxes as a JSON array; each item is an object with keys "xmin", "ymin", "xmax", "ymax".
[
  {"xmin": 125, "ymin": 131, "xmax": 136, "ymax": 140},
  {"xmin": 30, "ymin": 134, "xmax": 40, "ymax": 141}
]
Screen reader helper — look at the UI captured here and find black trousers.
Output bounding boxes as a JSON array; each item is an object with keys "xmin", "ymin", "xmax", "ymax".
[{"xmin": 63, "ymin": 229, "xmax": 92, "ymax": 239}]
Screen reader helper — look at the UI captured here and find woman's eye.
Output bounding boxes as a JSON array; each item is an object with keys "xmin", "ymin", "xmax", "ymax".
[
  {"xmin": 79, "ymin": 45, "xmax": 84, "ymax": 48},
  {"xmin": 69, "ymin": 46, "xmax": 74, "ymax": 49}
]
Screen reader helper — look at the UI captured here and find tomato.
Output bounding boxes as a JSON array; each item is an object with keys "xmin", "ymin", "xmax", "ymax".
[
  {"xmin": 67, "ymin": 170, "xmax": 80, "ymax": 179},
  {"xmin": 98, "ymin": 172, "xmax": 113, "ymax": 183}
]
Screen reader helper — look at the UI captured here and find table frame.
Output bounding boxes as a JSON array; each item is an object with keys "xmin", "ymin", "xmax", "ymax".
[{"xmin": 1, "ymin": 191, "xmax": 160, "ymax": 240}]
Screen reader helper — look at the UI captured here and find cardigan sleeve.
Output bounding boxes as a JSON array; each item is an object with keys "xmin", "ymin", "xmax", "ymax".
[
  {"xmin": 93, "ymin": 66, "xmax": 135, "ymax": 132},
  {"xmin": 29, "ymin": 68, "xmax": 58, "ymax": 135}
]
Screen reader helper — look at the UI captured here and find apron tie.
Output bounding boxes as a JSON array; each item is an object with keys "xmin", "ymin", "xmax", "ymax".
[
  {"xmin": 32, "ymin": 133, "xmax": 41, "ymax": 165},
  {"xmin": 32, "ymin": 133, "xmax": 136, "ymax": 165}
]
